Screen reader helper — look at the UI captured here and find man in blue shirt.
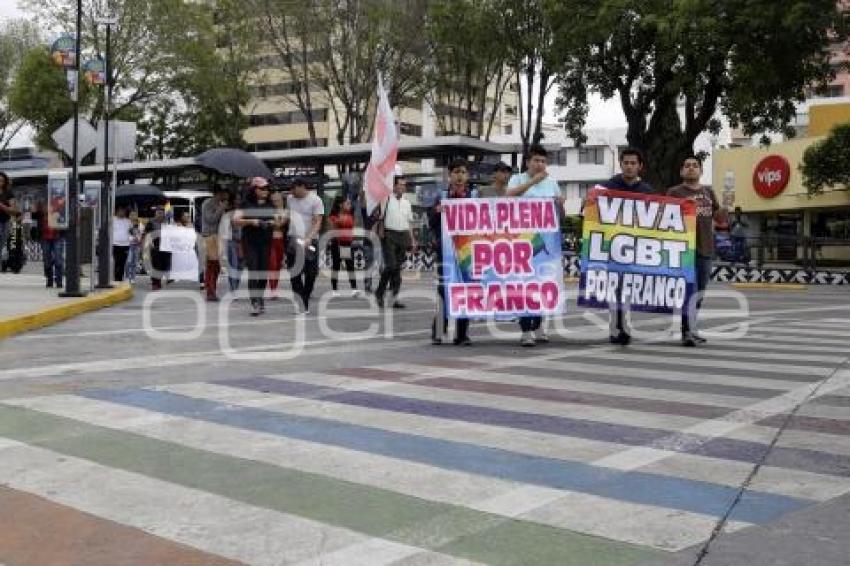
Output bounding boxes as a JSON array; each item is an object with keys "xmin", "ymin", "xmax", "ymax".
[
  {"xmin": 508, "ymin": 144, "xmax": 565, "ymax": 347},
  {"xmin": 600, "ymin": 147, "xmax": 653, "ymax": 346}
]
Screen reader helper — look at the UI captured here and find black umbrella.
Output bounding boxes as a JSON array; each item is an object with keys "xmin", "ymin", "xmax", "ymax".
[
  {"xmin": 196, "ymin": 147, "xmax": 273, "ymax": 179},
  {"xmin": 114, "ymin": 184, "xmax": 166, "ymax": 212}
]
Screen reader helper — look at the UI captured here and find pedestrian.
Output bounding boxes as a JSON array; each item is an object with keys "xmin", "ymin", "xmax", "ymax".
[
  {"xmin": 667, "ymin": 155, "xmax": 720, "ymax": 347},
  {"xmin": 286, "ymin": 177, "xmax": 323, "ymax": 314},
  {"xmin": 507, "ymin": 144, "xmax": 565, "ymax": 347},
  {"xmin": 220, "ymin": 191, "xmax": 243, "ymax": 293},
  {"xmin": 112, "ymin": 206, "xmax": 131, "ymax": 282},
  {"xmin": 144, "ymin": 206, "xmax": 171, "ymax": 291},
  {"xmin": 484, "ymin": 161, "xmax": 513, "ymax": 197},
  {"xmin": 430, "ymin": 159, "xmax": 476, "ymax": 345},
  {"xmin": 267, "ymin": 190, "xmax": 288, "ymax": 299},
  {"xmin": 375, "ymin": 176, "xmax": 417, "ymax": 309},
  {"xmin": 32, "ymin": 200, "xmax": 64, "ymax": 288},
  {"xmin": 234, "ymin": 177, "xmax": 277, "ymax": 316},
  {"xmin": 730, "ymin": 206, "xmax": 749, "ymax": 262},
  {"xmin": 600, "ymin": 147, "xmax": 653, "ymax": 345},
  {"xmin": 0, "ymin": 171, "xmax": 21, "ymax": 268},
  {"xmin": 328, "ymin": 195, "xmax": 358, "ymax": 297},
  {"xmin": 126, "ymin": 209, "xmax": 142, "ymax": 284},
  {"xmin": 201, "ymin": 185, "xmax": 228, "ymax": 301},
  {"xmin": 358, "ymin": 186, "xmax": 376, "ymax": 294}
]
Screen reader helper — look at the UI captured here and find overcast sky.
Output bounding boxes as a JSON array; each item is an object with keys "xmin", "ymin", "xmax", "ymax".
[{"xmin": 0, "ymin": 1, "xmax": 22, "ymax": 21}]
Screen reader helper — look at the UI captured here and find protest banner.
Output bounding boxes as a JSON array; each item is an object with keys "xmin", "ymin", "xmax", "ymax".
[
  {"xmin": 441, "ymin": 198, "xmax": 564, "ymax": 319},
  {"xmin": 160, "ymin": 225, "xmax": 199, "ymax": 281},
  {"xmin": 579, "ymin": 187, "xmax": 696, "ymax": 314}
]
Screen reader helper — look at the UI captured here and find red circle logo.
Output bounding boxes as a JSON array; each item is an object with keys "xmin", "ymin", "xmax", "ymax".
[{"xmin": 753, "ymin": 155, "xmax": 791, "ymax": 198}]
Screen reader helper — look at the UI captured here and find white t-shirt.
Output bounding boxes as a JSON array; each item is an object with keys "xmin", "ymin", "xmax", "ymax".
[
  {"xmin": 112, "ymin": 217, "xmax": 131, "ymax": 246},
  {"xmin": 287, "ymin": 193, "xmax": 324, "ymax": 239},
  {"xmin": 383, "ymin": 195, "xmax": 413, "ymax": 231}
]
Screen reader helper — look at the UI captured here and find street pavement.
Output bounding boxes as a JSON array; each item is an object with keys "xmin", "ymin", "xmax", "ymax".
[{"xmin": 0, "ymin": 274, "xmax": 848, "ymax": 565}]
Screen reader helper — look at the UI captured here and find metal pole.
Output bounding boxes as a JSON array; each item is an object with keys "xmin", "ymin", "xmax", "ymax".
[
  {"xmin": 97, "ymin": 20, "xmax": 113, "ymax": 287},
  {"xmin": 61, "ymin": 0, "xmax": 85, "ymax": 297}
]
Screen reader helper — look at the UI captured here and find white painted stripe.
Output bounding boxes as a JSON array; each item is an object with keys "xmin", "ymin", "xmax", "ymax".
[
  {"xmin": 4, "ymin": 393, "xmax": 738, "ymax": 551},
  {"xmin": 565, "ymin": 351, "xmax": 830, "ymax": 377},
  {"xmin": 626, "ymin": 344, "xmax": 847, "ymax": 365},
  {"xmin": 0, "ymin": 440, "xmax": 428, "ymax": 566},
  {"xmin": 154, "ymin": 381, "xmax": 850, "ymax": 502},
  {"xmin": 745, "ymin": 333, "xmax": 850, "ymax": 346},
  {"xmin": 689, "ymin": 339, "xmax": 850, "ymax": 355},
  {"xmin": 752, "ymin": 326, "xmax": 850, "ymax": 338}
]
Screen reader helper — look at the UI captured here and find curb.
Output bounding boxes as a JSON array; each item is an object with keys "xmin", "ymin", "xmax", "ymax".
[
  {"xmin": 0, "ymin": 284, "xmax": 134, "ymax": 340},
  {"xmin": 729, "ymin": 283, "xmax": 808, "ymax": 291}
]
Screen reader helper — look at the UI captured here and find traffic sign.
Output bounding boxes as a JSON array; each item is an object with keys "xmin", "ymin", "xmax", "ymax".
[{"xmin": 51, "ymin": 117, "xmax": 98, "ymax": 160}]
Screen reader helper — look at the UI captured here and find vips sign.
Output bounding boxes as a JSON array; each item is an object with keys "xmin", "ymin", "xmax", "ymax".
[
  {"xmin": 753, "ymin": 155, "xmax": 791, "ymax": 198},
  {"xmin": 441, "ymin": 198, "xmax": 564, "ymax": 319},
  {"xmin": 579, "ymin": 188, "xmax": 696, "ymax": 314}
]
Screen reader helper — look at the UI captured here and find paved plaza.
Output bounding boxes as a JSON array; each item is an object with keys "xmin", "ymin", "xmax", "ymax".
[{"xmin": 0, "ymin": 277, "xmax": 848, "ymax": 565}]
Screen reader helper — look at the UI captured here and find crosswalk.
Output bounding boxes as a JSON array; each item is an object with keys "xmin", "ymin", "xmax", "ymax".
[{"xmin": 0, "ymin": 316, "xmax": 848, "ymax": 565}]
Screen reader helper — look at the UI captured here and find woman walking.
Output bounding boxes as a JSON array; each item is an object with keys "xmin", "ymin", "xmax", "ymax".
[
  {"xmin": 125, "ymin": 210, "xmax": 142, "ymax": 284},
  {"xmin": 328, "ymin": 196, "xmax": 358, "ymax": 297},
  {"xmin": 267, "ymin": 190, "xmax": 288, "ymax": 299},
  {"xmin": 233, "ymin": 177, "xmax": 277, "ymax": 316},
  {"xmin": 144, "ymin": 206, "xmax": 171, "ymax": 291},
  {"xmin": 221, "ymin": 192, "xmax": 243, "ymax": 293}
]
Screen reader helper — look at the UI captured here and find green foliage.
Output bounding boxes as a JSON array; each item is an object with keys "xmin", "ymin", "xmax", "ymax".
[
  {"xmin": 0, "ymin": 18, "xmax": 41, "ymax": 150},
  {"xmin": 8, "ymin": 46, "xmax": 94, "ymax": 152},
  {"xmin": 553, "ymin": 0, "xmax": 846, "ymax": 189},
  {"xmin": 802, "ymin": 122, "xmax": 850, "ymax": 196}
]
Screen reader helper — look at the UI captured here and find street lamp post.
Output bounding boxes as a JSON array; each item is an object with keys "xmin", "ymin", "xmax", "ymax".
[
  {"xmin": 95, "ymin": 14, "xmax": 117, "ymax": 289},
  {"xmin": 60, "ymin": 0, "xmax": 86, "ymax": 297}
]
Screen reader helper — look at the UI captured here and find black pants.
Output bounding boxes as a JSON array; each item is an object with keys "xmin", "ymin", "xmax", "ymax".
[
  {"xmin": 375, "ymin": 230, "xmax": 409, "ymax": 301},
  {"xmin": 243, "ymin": 241, "xmax": 270, "ymax": 304},
  {"xmin": 432, "ymin": 255, "xmax": 469, "ymax": 341},
  {"xmin": 330, "ymin": 240, "xmax": 356, "ymax": 291},
  {"xmin": 519, "ymin": 316, "xmax": 542, "ymax": 332},
  {"xmin": 286, "ymin": 241, "xmax": 319, "ymax": 310},
  {"xmin": 113, "ymin": 245, "xmax": 129, "ymax": 282}
]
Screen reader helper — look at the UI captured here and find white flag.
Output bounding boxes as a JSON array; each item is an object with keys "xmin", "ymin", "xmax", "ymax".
[{"xmin": 364, "ymin": 74, "xmax": 398, "ymax": 215}]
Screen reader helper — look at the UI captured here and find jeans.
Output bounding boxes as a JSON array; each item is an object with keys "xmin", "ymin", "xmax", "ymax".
[
  {"xmin": 683, "ymin": 255, "xmax": 713, "ymax": 333},
  {"xmin": 227, "ymin": 240, "xmax": 242, "ymax": 292},
  {"xmin": 286, "ymin": 240, "xmax": 319, "ymax": 310},
  {"xmin": 41, "ymin": 238, "xmax": 65, "ymax": 286},
  {"xmin": 125, "ymin": 244, "xmax": 140, "ymax": 282},
  {"xmin": 243, "ymin": 241, "xmax": 270, "ymax": 305},
  {"xmin": 113, "ymin": 245, "xmax": 129, "ymax": 282},
  {"xmin": 0, "ymin": 222, "xmax": 8, "ymax": 261},
  {"xmin": 432, "ymin": 258, "xmax": 469, "ymax": 341},
  {"xmin": 330, "ymin": 240, "xmax": 356, "ymax": 291},
  {"xmin": 375, "ymin": 230, "xmax": 409, "ymax": 301}
]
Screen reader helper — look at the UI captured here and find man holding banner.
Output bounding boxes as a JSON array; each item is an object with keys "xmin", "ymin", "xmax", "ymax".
[
  {"xmin": 507, "ymin": 144, "xmax": 564, "ymax": 347},
  {"xmin": 667, "ymin": 156, "xmax": 720, "ymax": 347},
  {"xmin": 601, "ymin": 148, "xmax": 653, "ymax": 345},
  {"xmin": 578, "ymin": 178, "xmax": 698, "ymax": 344}
]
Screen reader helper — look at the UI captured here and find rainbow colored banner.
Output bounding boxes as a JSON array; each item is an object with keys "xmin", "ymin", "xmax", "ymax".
[
  {"xmin": 579, "ymin": 188, "xmax": 696, "ymax": 314},
  {"xmin": 441, "ymin": 198, "xmax": 564, "ymax": 319}
]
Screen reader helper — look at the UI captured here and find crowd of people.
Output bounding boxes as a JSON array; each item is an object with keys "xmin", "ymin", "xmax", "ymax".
[{"xmin": 2, "ymin": 143, "xmax": 721, "ymax": 348}]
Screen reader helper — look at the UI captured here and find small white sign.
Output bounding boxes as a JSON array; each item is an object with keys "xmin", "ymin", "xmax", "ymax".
[{"xmin": 51, "ymin": 117, "xmax": 98, "ymax": 160}]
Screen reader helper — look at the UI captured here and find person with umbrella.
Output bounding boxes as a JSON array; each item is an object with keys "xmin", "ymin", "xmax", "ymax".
[{"xmin": 233, "ymin": 177, "xmax": 279, "ymax": 316}]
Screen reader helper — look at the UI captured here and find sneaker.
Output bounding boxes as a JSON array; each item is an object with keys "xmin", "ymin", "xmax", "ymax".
[
  {"xmin": 682, "ymin": 332, "xmax": 698, "ymax": 347},
  {"xmin": 609, "ymin": 331, "xmax": 631, "ymax": 346},
  {"xmin": 431, "ymin": 337, "xmax": 443, "ymax": 345},
  {"xmin": 392, "ymin": 302, "xmax": 406, "ymax": 309},
  {"xmin": 453, "ymin": 336, "xmax": 472, "ymax": 346},
  {"xmin": 521, "ymin": 332, "xmax": 536, "ymax": 347},
  {"xmin": 692, "ymin": 333, "xmax": 707, "ymax": 344},
  {"xmin": 534, "ymin": 328, "xmax": 549, "ymax": 343},
  {"xmin": 250, "ymin": 303, "xmax": 261, "ymax": 317},
  {"xmin": 351, "ymin": 290, "xmax": 361, "ymax": 298}
]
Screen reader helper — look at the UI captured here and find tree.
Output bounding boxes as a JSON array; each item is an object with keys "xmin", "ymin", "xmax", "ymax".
[
  {"xmin": 21, "ymin": 0, "xmax": 197, "ymax": 120},
  {"xmin": 554, "ymin": 0, "xmax": 847, "ymax": 189},
  {"xmin": 0, "ymin": 19, "xmax": 41, "ymax": 151},
  {"xmin": 425, "ymin": 0, "xmax": 514, "ymax": 140},
  {"xmin": 8, "ymin": 46, "xmax": 94, "ymax": 152},
  {"xmin": 801, "ymin": 122, "xmax": 850, "ymax": 196}
]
